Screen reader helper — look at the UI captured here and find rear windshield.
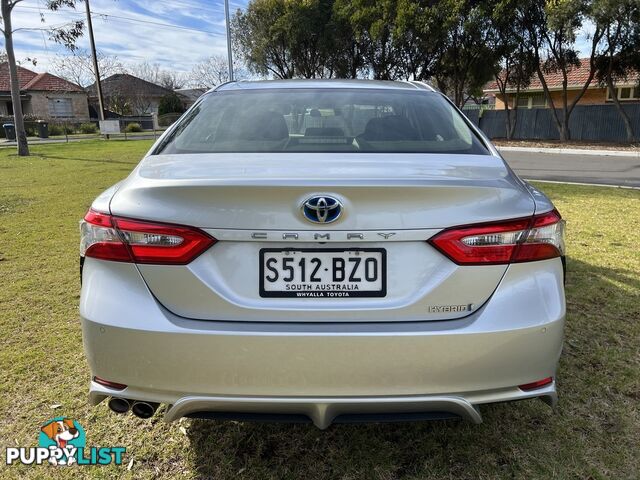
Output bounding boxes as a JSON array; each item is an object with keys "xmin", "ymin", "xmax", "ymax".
[{"xmin": 155, "ymin": 89, "xmax": 489, "ymax": 155}]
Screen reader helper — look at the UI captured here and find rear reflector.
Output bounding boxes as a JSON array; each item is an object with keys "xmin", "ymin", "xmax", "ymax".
[
  {"xmin": 428, "ymin": 210, "xmax": 565, "ymax": 265},
  {"xmin": 80, "ymin": 209, "xmax": 216, "ymax": 265},
  {"xmin": 518, "ymin": 377, "xmax": 553, "ymax": 391},
  {"xmin": 93, "ymin": 376, "xmax": 127, "ymax": 390}
]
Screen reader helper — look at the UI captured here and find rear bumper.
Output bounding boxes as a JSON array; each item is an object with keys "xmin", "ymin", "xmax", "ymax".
[
  {"xmin": 81, "ymin": 258, "xmax": 565, "ymax": 428},
  {"xmin": 89, "ymin": 382, "xmax": 557, "ymax": 428}
]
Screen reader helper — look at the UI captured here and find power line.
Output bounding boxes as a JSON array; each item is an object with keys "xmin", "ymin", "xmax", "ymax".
[
  {"xmin": 13, "ymin": 5, "xmax": 224, "ymax": 36},
  {"xmin": 139, "ymin": 0, "xmax": 227, "ymax": 15},
  {"xmin": 92, "ymin": 11, "xmax": 224, "ymax": 36}
]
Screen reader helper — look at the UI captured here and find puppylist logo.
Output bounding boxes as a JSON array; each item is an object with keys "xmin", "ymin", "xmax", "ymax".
[{"xmin": 5, "ymin": 417, "xmax": 125, "ymax": 466}]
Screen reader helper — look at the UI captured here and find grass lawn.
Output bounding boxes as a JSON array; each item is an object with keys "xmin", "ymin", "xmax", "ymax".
[{"xmin": 0, "ymin": 140, "xmax": 638, "ymax": 479}]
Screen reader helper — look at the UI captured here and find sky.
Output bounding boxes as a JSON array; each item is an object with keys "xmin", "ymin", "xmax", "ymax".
[
  {"xmin": 4, "ymin": 0, "xmax": 595, "ymax": 77},
  {"xmin": 5, "ymin": 0, "xmax": 248, "ymax": 74}
]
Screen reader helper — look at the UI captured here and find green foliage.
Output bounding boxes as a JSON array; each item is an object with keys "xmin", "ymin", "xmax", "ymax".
[
  {"xmin": 233, "ymin": 0, "xmax": 365, "ymax": 79},
  {"xmin": 592, "ymin": 0, "xmax": 640, "ymax": 81},
  {"xmin": 158, "ymin": 93, "xmax": 186, "ymax": 116},
  {"xmin": 430, "ymin": 0, "xmax": 501, "ymax": 106},
  {"xmin": 590, "ymin": 0, "xmax": 640, "ymax": 140},
  {"xmin": 233, "ymin": 0, "xmax": 502, "ymax": 103},
  {"xmin": 48, "ymin": 124, "xmax": 64, "ymax": 136},
  {"xmin": 334, "ymin": 0, "xmax": 405, "ymax": 79},
  {"xmin": 125, "ymin": 122, "xmax": 143, "ymax": 133},
  {"xmin": 47, "ymin": 124, "xmax": 75, "ymax": 135},
  {"xmin": 79, "ymin": 122, "xmax": 98, "ymax": 134}
]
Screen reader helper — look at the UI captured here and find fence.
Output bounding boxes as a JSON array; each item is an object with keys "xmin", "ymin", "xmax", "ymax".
[
  {"xmin": 0, "ymin": 119, "xmax": 98, "ymax": 139},
  {"xmin": 464, "ymin": 104, "xmax": 640, "ymax": 142},
  {"xmin": 0, "ymin": 115, "xmax": 157, "ymax": 139},
  {"xmin": 158, "ymin": 113, "xmax": 183, "ymax": 128},
  {"xmin": 116, "ymin": 115, "xmax": 155, "ymax": 131}
]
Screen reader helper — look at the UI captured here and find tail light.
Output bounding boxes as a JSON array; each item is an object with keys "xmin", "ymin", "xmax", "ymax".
[
  {"xmin": 429, "ymin": 210, "xmax": 565, "ymax": 265},
  {"xmin": 80, "ymin": 209, "xmax": 215, "ymax": 264}
]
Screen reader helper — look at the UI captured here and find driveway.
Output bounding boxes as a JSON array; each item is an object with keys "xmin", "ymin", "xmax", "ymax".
[{"xmin": 501, "ymin": 150, "xmax": 640, "ymax": 188}]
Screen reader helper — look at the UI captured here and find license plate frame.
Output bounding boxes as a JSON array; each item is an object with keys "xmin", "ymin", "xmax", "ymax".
[{"xmin": 259, "ymin": 248, "xmax": 387, "ymax": 298}]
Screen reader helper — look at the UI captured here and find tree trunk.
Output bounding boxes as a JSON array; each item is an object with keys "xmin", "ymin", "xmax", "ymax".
[
  {"xmin": 504, "ymin": 91, "xmax": 512, "ymax": 140},
  {"xmin": 560, "ymin": 78, "xmax": 570, "ymax": 142},
  {"xmin": 508, "ymin": 86, "xmax": 521, "ymax": 140},
  {"xmin": 606, "ymin": 75, "xmax": 636, "ymax": 142},
  {"xmin": 536, "ymin": 65, "xmax": 564, "ymax": 142},
  {"xmin": 1, "ymin": 1, "xmax": 30, "ymax": 156}
]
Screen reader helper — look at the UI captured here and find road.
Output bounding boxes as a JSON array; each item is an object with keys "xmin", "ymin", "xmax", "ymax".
[
  {"xmin": 3, "ymin": 136, "xmax": 639, "ymax": 188},
  {"xmin": 501, "ymin": 150, "xmax": 640, "ymax": 188}
]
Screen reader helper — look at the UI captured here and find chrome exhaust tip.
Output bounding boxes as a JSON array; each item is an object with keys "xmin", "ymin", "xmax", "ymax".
[
  {"xmin": 108, "ymin": 397, "xmax": 131, "ymax": 414},
  {"xmin": 131, "ymin": 401, "xmax": 159, "ymax": 419}
]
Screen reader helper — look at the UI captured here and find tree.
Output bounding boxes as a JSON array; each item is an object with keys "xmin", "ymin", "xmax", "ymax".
[
  {"xmin": 1, "ymin": 0, "xmax": 84, "ymax": 156},
  {"xmin": 275, "ymin": 0, "xmax": 334, "ymax": 78},
  {"xmin": 232, "ymin": 0, "xmax": 296, "ymax": 78},
  {"xmin": 190, "ymin": 54, "xmax": 236, "ymax": 88},
  {"xmin": 126, "ymin": 61, "xmax": 187, "ymax": 90},
  {"xmin": 490, "ymin": 0, "xmax": 537, "ymax": 139},
  {"xmin": 158, "ymin": 93, "xmax": 186, "ymax": 116},
  {"xmin": 158, "ymin": 71, "xmax": 187, "ymax": 90},
  {"xmin": 325, "ymin": 3, "xmax": 365, "ymax": 78},
  {"xmin": 52, "ymin": 49, "xmax": 124, "ymax": 87},
  {"xmin": 234, "ymin": 0, "xmax": 364, "ymax": 79},
  {"xmin": 128, "ymin": 61, "xmax": 162, "ymax": 84},
  {"xmin": 395, "ymin": 0, "xmax": 447, "ymax": 81},
  {"xmin": 592, "ymin": 0, "xmax": 640, "ymax": 141},
  {"xmin": 525, "ymin": 0, "xmax": 604, "ymax": 141},
  {"xmin": 428, "ymin": 0, "xmax": 500, "ymax": 107},
  {"xmin": 334, "ymin": 0, "xmax": 405, "ymax": 80}
]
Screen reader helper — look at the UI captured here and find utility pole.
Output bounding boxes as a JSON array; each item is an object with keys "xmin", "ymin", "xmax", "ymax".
[
  {"xmin": 85, "ymin": 0, "xmax": 105, "ymax": 121},
  {"xmin": 224, "ymin": 0, "xmax": 234, "ymax": 81}
]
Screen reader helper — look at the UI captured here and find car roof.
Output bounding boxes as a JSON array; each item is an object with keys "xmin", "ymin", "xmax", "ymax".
[{"xmin": 213, "ymin": 79, "xmax": 436, "ymax": 93}]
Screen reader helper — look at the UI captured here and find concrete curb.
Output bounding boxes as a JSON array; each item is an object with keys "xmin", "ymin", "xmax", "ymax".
[
  {"xmin": 497, "ymin": 146, "xmax": 640, "ymax": 157},
  {"xmin": 524, "ymin": 179, "xmax": 640, "ymax": 190}
]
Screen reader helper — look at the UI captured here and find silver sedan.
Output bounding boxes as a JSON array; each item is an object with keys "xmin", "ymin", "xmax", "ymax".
[{"xmin": 80, "ymin": 80, "xmax": 565, "ymax": 428}]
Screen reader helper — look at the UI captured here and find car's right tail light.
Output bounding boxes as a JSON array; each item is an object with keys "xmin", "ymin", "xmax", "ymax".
[
  {"xmin": 429, "ymin": 210, "xmax": 565, "ymax": 265},
  {"xmin": 80, "ymin": 209, "xmax": 216, "ymax": 265}
]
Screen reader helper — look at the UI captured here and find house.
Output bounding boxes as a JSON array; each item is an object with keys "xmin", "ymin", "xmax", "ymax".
[
  {"xmin": 88, "ymin": 73, "xmax": 183, "ymax": 116},
  {"xmin": 484, "ymin": 60, "xmax": 640, "ymax": 110},
  {"xmin": 0, "ymin": 62, "xmax": 89, "ymax": 120},
  {"xmin": 175, "ymin": 87, "xmax": 207, "ymax": 107}
]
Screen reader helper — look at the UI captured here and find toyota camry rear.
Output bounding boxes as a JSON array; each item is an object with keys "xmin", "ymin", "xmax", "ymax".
[{"xmin": 80, "ymin": 80, "xmax": 565, "ymax": 428}]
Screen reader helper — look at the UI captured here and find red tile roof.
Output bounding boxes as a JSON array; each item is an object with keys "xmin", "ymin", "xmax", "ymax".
[
  {"xmin": 484, "ymin": 59, "xmax": 640, "ymax": 92},
  {"xmin": 0, "ymin": 62, "xmax": 37, "ymax": 91},
  {"xmin": 0, "ymin": 62, "xmax": 83, "ymax": 92}
]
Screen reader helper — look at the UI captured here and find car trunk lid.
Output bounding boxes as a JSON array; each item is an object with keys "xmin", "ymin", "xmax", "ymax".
[{"xmin": 109, "ymin": 153, "xmax": 535, "ymax": 322}]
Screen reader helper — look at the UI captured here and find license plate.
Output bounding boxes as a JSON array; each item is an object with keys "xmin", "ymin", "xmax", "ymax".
[{"xmin": 259, "ymin": 248, "xmax": 386, "ymax": 298}]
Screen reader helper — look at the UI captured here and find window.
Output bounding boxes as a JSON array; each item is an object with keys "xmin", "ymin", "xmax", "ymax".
[
  {"xmin": 156, "ymin": 89, "xmax": 489, "ymax": 155},
  {"xmin": 48, "ymin": 98, "xmax": 73, "ymax": 118},
  {"xmin": 514, "ymin": 94, "xmax": 546, "ymax": 109},
  {"xmin": 531, "ymin": 93, "xmax": 547, "ymax": 108},
  {"xmin": 607, "ymin": 87, "xmax": 639, "ymax": 102}
]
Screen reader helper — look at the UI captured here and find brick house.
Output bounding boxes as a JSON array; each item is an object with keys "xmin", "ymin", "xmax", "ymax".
[
  {"xmin": 0, "ymin": 62, "xmax": 90, "ymax": 121},
  {"xmin": 87, "ymin": 74, "xmax": 181, "ymax": 116},
  {"xmin": 484, "ymin": 60, "xmax": 640, "ymax": 110}
]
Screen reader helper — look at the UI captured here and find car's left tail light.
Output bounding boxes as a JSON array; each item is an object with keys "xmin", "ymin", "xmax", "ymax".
[{"xmin": 80, "ymin": 209, "xmax": 216, "ymax": 264}]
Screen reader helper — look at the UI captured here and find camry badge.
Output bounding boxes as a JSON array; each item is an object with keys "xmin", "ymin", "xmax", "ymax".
[{"xmin": 302, "ymin": 195, "xmax": 342, "ymax": 224}]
